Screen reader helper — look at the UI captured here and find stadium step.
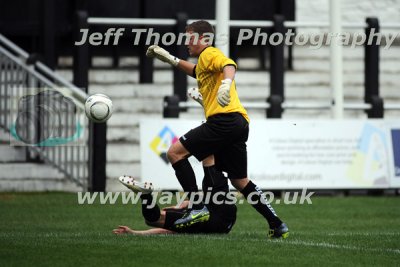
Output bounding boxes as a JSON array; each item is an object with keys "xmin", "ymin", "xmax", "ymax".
[
  {"xmin": 107, "ymin": 143, "xmax": 140, "ymax": 163},
  {"xmin": 293, "ymin": 45, "xmax": 400, "ymax": 60},
  {"xmin": 89, "ymin": 83, "xmax": 173, "ymax": 98},
  {"xmin": 0, "ymin": 163, "xmax": 81, "ymax": 192},
  {"xmin": 107, "ymin": 162, "xmax": 140, "ymax": 178},
  {"xmin": 0, "ymin": 130, "xmax": 27, "ymax": 162},
  {"xmin": 0, "ymin": 144, "xmax": 27, "ymax": 162},
  {"xmin": 0, "ymin": 163, "xmax": 64, "ymax": 179},
  {"xmin": 293, "ymin": 57, "xmax": 400, "ymax": 73},
  {"xmin": 0, "ymin": 129, "xmax": 83, "ymax": 192},
  {"xmin": 106, "ymin": 113, "xmax": 162, "ymax": 127}
]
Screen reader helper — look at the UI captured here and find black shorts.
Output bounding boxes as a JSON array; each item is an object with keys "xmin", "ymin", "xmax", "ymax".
[
  {"xmin": 179, "ymin": 112, "xmax": 249, "ymax": 179},
  {"xmin": 163, "ymin": 205, "xmax": 236, "ymax": 234}
]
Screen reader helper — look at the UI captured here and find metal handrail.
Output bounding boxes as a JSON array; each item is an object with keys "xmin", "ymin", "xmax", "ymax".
[
  {"xmin": 283, "ymin": 102, "xmax": 331, "ymax": 110},
  {"xmin": 0, "ymin": 46, "xmax": 56, "ymax": 89},
  {"xmin": 343, "ymin": 103, "xmax": 372, "ymax": 110},
  {"xmin": 0, "ymin": 34, "xmax": 29, "ymax": 59},
  {"xmin": 179, "ymin": 101, "xmax": 272, "ymax": 109},
  {"xmin": 384, "ymin": 103, "xmax": 400, "ymax": 110},
  {"xmin": 87, "ymin": 17, "xmax": 400, "ymax": 29},
  {"xmin": 179, "ymin": 101, "xmax": 381, "ymax": 110},
  {"xmin": 36, "ymin": 61, "xmax": 87, "ymax": 102},
  {"xmin": 0, "ymin": 46, "xmax": 85, "ymax": 111},
  {"xmin": 88, "ymin": 17, "xmax": 177, "ymax": 26},
  {"xmin": 0, "ymin": 34, "xmax": 87, "ymax": 103}
]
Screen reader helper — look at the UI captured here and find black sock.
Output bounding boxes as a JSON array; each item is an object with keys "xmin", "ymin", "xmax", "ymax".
[
  {"xmin": 202, "ymin": 165, "xmax": 228, "ymax": 193},
  {"xmin": 203, "ymin": 165, "xmax": 229, "ymax": 204},
  {"xmin": 140, "ymin": 193, "xmax": 160, "ymax": 222},
  {"xmin": 172, "ymin": 159, "xmax": 203, "ymax": 209},
  {"xmin": 241, "ymin": 181, "xmax": 282, "ymax": 229}
]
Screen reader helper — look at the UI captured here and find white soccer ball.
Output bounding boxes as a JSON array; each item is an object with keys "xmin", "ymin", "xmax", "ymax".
[{"xmin": 85, "ymin": 94, "xmax": 113, "ymax": 123}]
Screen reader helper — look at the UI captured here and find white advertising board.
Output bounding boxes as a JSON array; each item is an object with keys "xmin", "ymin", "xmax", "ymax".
[{"xmin": 140, "ymin": 119, "xmax": 400, "ymax": 190}]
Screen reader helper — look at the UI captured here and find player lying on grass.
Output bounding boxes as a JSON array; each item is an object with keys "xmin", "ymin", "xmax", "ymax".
[{"xmin": 113, "ymin": 174, "xmax": 237, "ymax": 235}]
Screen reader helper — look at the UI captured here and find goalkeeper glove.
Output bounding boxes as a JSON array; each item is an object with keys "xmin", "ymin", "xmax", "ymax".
[
  {"xmin": 187, "ymin": 87, "xmax": 203, "ymax": 106},
  {"xmin": 217, "ymin": 79, "xmax": 232, "ymax": 107},
  {"xmin": 146, "ymin": 45, "xmax": 180, "ymax": 67}
]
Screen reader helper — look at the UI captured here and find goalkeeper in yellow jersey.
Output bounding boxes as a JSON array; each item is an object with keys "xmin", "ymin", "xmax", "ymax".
[{"xmin": 146, "ymin": 20, "xmax": 288, "ymax": 238}]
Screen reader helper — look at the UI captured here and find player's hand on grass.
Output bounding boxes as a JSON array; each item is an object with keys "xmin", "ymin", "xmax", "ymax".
[
  {"xmin": 187, "ymin": 87, "xmax": 203, "ymax": 106},
  {"xmin": 113, "ymin": 225, "xmax": 134, "ymax": 235},
  {"xmin": 146, "ymin": 45, "xmax": 180, "ymax": 66},
  {"xmin": 217, "ymin": 79, "xmax": 232, "ymax": 107}
]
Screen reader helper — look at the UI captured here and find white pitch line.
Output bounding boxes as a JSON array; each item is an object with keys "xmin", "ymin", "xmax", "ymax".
[
  {"xmin": 327, "ymin": 232, "xmax": 400, "ymax": 237},
  {"xmin": 275, "ymin": 239, "xmax": 400, "ymax": 255},
  {"xmin": 168, "ymin": 234, "xmax": 400, "ymax": 255}
]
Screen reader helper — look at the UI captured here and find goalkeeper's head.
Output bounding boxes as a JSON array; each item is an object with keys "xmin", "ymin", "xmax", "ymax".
[{"xmin": 185, "ymin": 20, "xmax": 214, "ymax": 56}]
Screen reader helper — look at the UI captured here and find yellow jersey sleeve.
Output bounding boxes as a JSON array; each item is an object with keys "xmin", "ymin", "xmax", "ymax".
[
  {"xmin": 198, "ymin": 47, "xmax": 237, "ymax": 72},
  {"xmin": 195, "ymin": 47, "xmax": 249, "ymax": 122}
]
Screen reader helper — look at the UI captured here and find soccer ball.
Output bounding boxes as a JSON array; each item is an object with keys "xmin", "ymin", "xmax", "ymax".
[{"xmin": 85, "ymin": 94, "xmax": 113, "ymax": 123}]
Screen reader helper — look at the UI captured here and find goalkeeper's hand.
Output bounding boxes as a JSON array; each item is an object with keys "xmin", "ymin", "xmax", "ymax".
[
  {"xmin": 146, "ymin": 45, "xmax": 180, "ymax": 67},
  {"xmin": 187, "ymin": 87, "xmax": 203, "ymax": 106},
  {"xmin": 217, "ymin": 79, "xmax": 232, "ymax": 107}
]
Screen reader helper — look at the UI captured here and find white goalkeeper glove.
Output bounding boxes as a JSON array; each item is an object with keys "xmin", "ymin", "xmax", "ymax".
[
  {"xmin": 217, "ymin": 79, "xmax": 232, "ymax": 107},
  {"xmin": 146, "ymin": 45, "xmax": 180, "ymax": 67},
  {"xmin": 187, "ymin": 87, "xmax": 203, "ymax": 106}
]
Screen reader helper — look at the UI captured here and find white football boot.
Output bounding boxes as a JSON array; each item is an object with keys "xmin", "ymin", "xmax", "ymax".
[{"xmin": 118, "ymin": 175, "xmax": 154, "ymax": 194}]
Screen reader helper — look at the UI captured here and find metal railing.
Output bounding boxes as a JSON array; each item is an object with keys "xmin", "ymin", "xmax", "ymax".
[
  {"xmin": 0, "ymin": 33, "xmax": 92, "ymax": 190},
  {"xmin": 178, "ymin": 101, "xmax": 375, "ymax": 110},
  {"xmin": 87, "ymin": 17, "xmax": 400, "ymax": 29}
]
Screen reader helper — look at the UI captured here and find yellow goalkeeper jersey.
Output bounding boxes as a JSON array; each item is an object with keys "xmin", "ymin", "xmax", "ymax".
[{"xmin": 195, "ymin": 46, "xmax": 249, "ymax": 122}]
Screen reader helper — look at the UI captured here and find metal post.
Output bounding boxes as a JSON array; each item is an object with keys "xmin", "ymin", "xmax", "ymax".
[
  {"xmin": 268, "ymin": 15, "xmax": 285, "ymax": 118},
  {"xmin": 278, "ymin": 0, "xmax": 296, "ymax": 70},
  {"xmin": 73, "ymin": 10, "xmax": 89, "ymax": 89},
  {"xmin": 266, "ymin": 95, "xmax": 284, "ymax": 118},
  {"xmin": 73, "ymin": 11, "xmax": 106, "ymax": 191},
  {"xmin": 43, "ymin": 0, "xmax": 56, "ymax": 69},
  {"xmin": 365, "ymin": 17, "xmax": 383, "ymax": 118},
  {"xmin": 139, "ymin": 43, "xmax": 154, "ymax": 83},
  {"xmin": 216, "ymin": 0, "xmax": 230, "ymax": 56},
  {"xmin": 139, "ymin": 0, "xmax": 153, "ymax": 83},
  {"xmin": 174, "ymin": 13, "xmax": 188, "ymax": 101},
  {"xmin": 330, "ymin": 0, "xmax": 344, "ymax": 119},
  {"xmin": 163, "ymin": 95, "xmax": 180, "ymax": 118},
  {"xmin": 89, "ymin": 121, "xmax": 107, "ymax": 192},
  {"xmin": 25, "ymin": 56, "xmax": 41, "ymax": 162}
]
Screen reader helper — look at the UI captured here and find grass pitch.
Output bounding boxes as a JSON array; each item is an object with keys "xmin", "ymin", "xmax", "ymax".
[{"xmin": 0, "ymin": 192, "xmax": 399, "ymax": 266}]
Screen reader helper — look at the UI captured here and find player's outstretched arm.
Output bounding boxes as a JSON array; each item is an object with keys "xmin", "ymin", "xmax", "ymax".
[
  {"xmin": 146, "ymin": 45, "xmax": 196, "ymax": 77},
  {"xmin": 146, "ymin": 45, "xmax": 180, "ymax": 66},
  {"xmin": 177, "ymin": 60, "xmax": 196, "ymax": 77},
  {"xmin": 113, "ymin": 225, "xmax": 175, "ymax": 235}
]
